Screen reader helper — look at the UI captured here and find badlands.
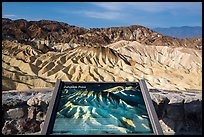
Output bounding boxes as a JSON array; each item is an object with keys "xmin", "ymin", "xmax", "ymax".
[
  {"xmin": 2, "ymin": 18, "xmax": 202, "ymax": 135},
  {"xmin": 2, "ymin": 18, "xmax": 202, "ymax": 92},
  {"xmin": 2, "ymin": 39, "xmax": 202, "ymax": 91}
]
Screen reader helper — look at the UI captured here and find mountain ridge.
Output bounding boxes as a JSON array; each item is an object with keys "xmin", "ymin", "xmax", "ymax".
[
  {"xmin": 2, "ymin": 18, "xmax": 202, "ymax": 49},
  {"xmin": 153, "ymin": 26, "xmax": 202, "ymax": 38}
]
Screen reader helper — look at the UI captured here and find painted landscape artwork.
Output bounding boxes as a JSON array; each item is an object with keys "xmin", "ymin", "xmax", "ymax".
[{"xmin": 52, "ymin": 83, "xmax": 153, "ymax": 134}]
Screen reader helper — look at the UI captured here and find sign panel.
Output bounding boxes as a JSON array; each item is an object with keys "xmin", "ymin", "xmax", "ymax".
[{"xmin": 42, "ymin": 80, "xmax": 163, "ymax": 135}]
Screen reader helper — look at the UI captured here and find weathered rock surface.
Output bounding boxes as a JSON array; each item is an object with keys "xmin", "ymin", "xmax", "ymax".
[
  {"xmin": 27, "ymin": 106, "xmax": 39, "ymax": 120},
  {"xmin": 4, "ymin": 108, "xmax": 25, "ymax": 120},
  {"xmin": 27, "ymin": 95, "xmax": 48, "ymax": 107},
  {"xmin": 36, "ymin": 112, "xmax": 46, "ymax": 122},
  {"xmin": 2, "ymin": 90, "xmax": 52, "ymax": 135},
  {"xmin": 2, "ymin": 40, "xmax": 202, "ymax": 91},
  {"xmin": 149, "ymin": 89, "xmax": 202, "ymax": 134},
  {"xmin": 2, "ymin": 120, "xmax": 18, "ymax": 135},
  {"xmin": 107, "ymin": 40, "xmax": 202, "ymax": 91},
  {"xmin": 2, "ymin": 18, "xmax": 202, "ymax": 49},
  {"xmin": 1, "ymin": 89, "xmax": 202, "ymax": 135}
]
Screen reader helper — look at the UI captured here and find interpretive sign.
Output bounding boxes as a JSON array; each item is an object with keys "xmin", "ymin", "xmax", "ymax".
[{"xmin": 41, "ymin": 80, "xmax": 163, "ymax": 135}]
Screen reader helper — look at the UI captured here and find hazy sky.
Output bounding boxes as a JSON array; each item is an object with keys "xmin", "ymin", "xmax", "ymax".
[{"xmin": 2, "ymin": 2, "xmax": 202, "ymax": 29}]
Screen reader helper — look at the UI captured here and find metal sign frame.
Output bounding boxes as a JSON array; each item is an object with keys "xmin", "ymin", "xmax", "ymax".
[{"xmin": 41, "ymin": 79, "xmax": 163, "ymax": 135}]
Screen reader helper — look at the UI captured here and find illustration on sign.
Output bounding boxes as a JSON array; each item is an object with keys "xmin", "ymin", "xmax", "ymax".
[{"xmin": 41, "ymin": 80, "xmax": 163, "ymax": 135}]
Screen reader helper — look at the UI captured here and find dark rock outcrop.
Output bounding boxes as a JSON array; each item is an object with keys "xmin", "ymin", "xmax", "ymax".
[
  {"xmin": 2, "ymin": 18, "xmax": 202, "ymax": 49},
  {"xmin": 149, "ymin": 89, "xmax": 202, "ymax": 134}
]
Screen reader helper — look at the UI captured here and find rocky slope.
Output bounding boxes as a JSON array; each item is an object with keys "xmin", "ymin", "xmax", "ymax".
[
  {"xmin": 2, "ymin": 39, "xmax": 202, "ymax": 91},
  {"xmin": 106, "ymin": 40, "xmax": 202, "ymax": 91},
  {"xmin": 2, "ymin": 40, "xmax": 136, "ymax": 90},
  {"xmin": 2, "ymin": 18, "xmax": 202, "ymax": 49}
]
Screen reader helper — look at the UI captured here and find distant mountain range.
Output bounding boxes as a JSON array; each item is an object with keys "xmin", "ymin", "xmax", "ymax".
[{"xmin": 152, "ymin": 26, "xmax": 202, "ymax": 38}]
